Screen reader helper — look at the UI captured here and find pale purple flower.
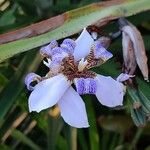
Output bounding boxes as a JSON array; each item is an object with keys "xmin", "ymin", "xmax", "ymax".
[{"xmin": 25, "ymin": 28, "xmax": 125, "ymax": 128}]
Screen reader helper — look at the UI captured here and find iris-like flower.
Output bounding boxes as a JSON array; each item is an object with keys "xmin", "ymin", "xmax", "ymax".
[{"xmin": 25, "ymin": 28, "xmax": 126, "ymax": 128}]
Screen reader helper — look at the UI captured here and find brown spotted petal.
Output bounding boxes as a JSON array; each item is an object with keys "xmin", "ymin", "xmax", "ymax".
[
  {"xmin": 122, "ymin": 31, "xmax": 137, "ymax": 75},
  {"xmin": 122, "ymin": 24, "xmax": 149, "ymax": 81}
]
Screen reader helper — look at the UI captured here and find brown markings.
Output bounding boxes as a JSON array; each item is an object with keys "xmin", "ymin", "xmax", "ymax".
[
  {"xmin": 0, "ymin": 14, "xmax": 67, "ymax": 44},
  {"xmin": 62, "ymin": 56, "xmax": 96, "ymax": 81},
  {"xmin": 0, "ymin": 0, "xmax": 128, "ymax": 44}
]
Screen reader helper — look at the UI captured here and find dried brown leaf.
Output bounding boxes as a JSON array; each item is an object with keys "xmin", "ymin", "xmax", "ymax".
[
  {"xmin": 122, "ymin": 25, "xmax": 149, "ymax": 81},
  {"xmin": 122, "ymin": 31, "xmax": 137, "ymax": 74}
]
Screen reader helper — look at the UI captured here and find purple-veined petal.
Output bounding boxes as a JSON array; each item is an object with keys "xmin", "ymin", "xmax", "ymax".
[
  {"xmin": 52, "ymin": 52, "xmax": 68, "ymax": 64},
  {"xmin": 49, "ymin": 52, "xmax": 68, "ymax": 73},
  {"xmin": 116, "ymin": 73, "xmax": 135, "ymax": 82},
  {"xmin": 60, "ymin": 39, "xmax": 76, "ymax": 54},
  {"xmin": 95, "ymin": 74, "xmax": 124, "ymax": 107},
  {"xmin": 58, "ymin": 87, "xmax": 89, "ymax": 128},
  {"xmin": 74, "ymin": 78, "xmax": 97, "ymax": 95},
  {"xmin": 50, "ymin": 47, "xmax": 64, "ymax": 56},
  {"xmin": 28, "ymin": 74, "xmax": 71, "ymax": 113},
  {"xmin": 94, "ymin": 41, "xmax": 113, "ymax": 61},
  {"xmin": 40, "ymin": 40, "xmax": 58, "ymax": 56},
  {"xmin": 74, "ymin": 28, "xmax": 94, "ymax": 60},
  {"xmin": 24, "ymin": 73, "xmax": 41, "ymax": 91}
]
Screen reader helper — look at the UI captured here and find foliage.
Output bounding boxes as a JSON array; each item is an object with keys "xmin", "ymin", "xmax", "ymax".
[{"xmin": 0, "ymin": 0, "xmax": 150, "ymax": 150}]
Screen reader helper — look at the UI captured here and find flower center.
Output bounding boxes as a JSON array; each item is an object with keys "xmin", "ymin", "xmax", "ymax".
[{"xmin": 61, "ymin": 55, "xmax": 96, "ymax": 81}]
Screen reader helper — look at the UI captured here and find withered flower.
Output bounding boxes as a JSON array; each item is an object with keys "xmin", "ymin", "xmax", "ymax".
[{"xmin": 118, "ymin": 18, "xmax": 149, "ymax": 81}]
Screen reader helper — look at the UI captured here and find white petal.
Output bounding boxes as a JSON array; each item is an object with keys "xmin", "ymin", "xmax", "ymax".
[
  {"xmin": 28, "ymin": 74, "xmax": 70, "ymax": 112},
  {"xmin": 91, "ymin": 32, "xmax": 98, "ymax": 40},
  {"xmin": 95, "ymin": 74, "xmax": 124, "ymax": 107},
  {"xmin": 58, "ymin": 87, "xmax": 89, "ymax": 128},
  {"xmin": 74, "ymin": 28, "xmax": 94, "ymax": 61},
  {"xmin": 116, "ymin": 73, "xmax": 135, "ymax": 82}
]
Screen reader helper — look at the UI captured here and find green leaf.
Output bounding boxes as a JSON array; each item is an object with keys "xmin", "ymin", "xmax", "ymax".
[
  {"xmin": 0, "ymin": 51, "xmax": 41, "ymax": 124},
  {"xmin": 56, "ymin": 135, "xmax": 68, "ymax": 150},
  {"xmin": 98, "ymin": 115, "xmax": 133, "ymax": 134},
  {"xmin": 0, "ymin": 9, "xmax": 16, "ymax": 27},
  {"xmin": 0, "ymin": 73, "xmax": 8, "ymax": 90},
  {"xmin": 47, "ymin": 114, "xmax": 64, "ymax": 150},
  {"xmin": 130, "ymin": 107, "xmax": 146, "ymax": 127},
  {"xmin": 78, "ymin": 129, "xmax": 88, "ymax": 150},
  {"xmin": 85, "ymin": 95, "xmax": 99, "ymax": 150},
  {"xmin": 0, "ymin": 0, "xmax": 150, "ymax": 62},
  {"xmin": 0, "ymin": 144, "xmax": 14, "ymax": 150},
  {"xmin": 11, "ymin": 129, "xmax": 41, "ymax": 150}
]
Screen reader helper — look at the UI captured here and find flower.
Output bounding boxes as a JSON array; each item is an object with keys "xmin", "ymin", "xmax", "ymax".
[
  {"xmin": 25, "ymin": 28, "xmax": 126, "ymax": 128},
  {"xmin": 118, "ymin": 18, "xmax": 149, "ymax": 81}
]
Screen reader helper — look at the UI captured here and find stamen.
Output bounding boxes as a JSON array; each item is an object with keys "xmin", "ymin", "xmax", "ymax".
[{"xmin": 78, "ymin": 58, "xmax": 88, "ymax": 72}]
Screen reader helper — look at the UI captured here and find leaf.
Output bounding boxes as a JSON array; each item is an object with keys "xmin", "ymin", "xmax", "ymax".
[
  {"xmin": 0, "ymin": 9, "xmax": 16, "ymax": 27},
  {"xmin": 56, "ymin": 135, "xmax": 68, "ymax": 150},
  {"xmin": 130, "ymin": 107, "xmax": 146, "ymax": 127},
  {"xmin": 0, "ymin": 144, "xmax": 14, "ymax": 150},
  {"xmin": 0, "ymin": 0, "xmax": 150, "ymax": 62},
  {"xmin": 98, "ymin": 115, "xmax": 133, "ymax": 134},
  {"xmin": 78, "ymin": 129, "xmax": 88, "ymax": 150},
  {"xmin": 47, "ymin": 113, "xmax": 64, "ymax": 150},
  {"xmin": 11, "ymin": 129, "xmax": 41, "ymax": 150},
  {"xmin": 85, "ymin": 95, "xmax": 99, "ymax": 150},
  {"xmin": 0, "ymin": 107, "xmax": 22, "ymax": 139},
  {"xmin": 0, "ymin": 73, "xmax": 8, "ymax": 90},
  {"xmin": 0, "ymin": 51, "xmax": 41, "ymax": 124}
]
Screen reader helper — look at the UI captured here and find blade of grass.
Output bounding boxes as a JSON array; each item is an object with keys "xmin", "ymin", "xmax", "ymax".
[
  {"xmin": 47, "ymin": 113, "xmax": 64, "ymax": 150},
  {"xmin": 11, "ymin": 129, "xmax": 41, "ymax": 150},
  {"xmin": 84, "ymin": 95, "xmax": 99, "ymax": 150},
  {"xmin": 0, "ymin": 50, "xmax": 41, "ymax": 125}
]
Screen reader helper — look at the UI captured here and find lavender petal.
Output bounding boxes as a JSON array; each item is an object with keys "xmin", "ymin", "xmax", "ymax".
[
  {"xmin": 116, "ymin": 73, "xmax": 135, "ymax": 82},
  {"xmin": 58, "ymin": 87, "xmax": 89, "ymax": 128},
  {"xmin": 40, "ymin": 40, "xmax": 58, "ymax": 56},
  {"xmin": 61, "ymin": 38, "xmax": 76, "ymax": 54},
  {"xmin": 74, "ymin": 78, "xmax": 97, "ymax": 95},
  {"xmin": 94, "ymin": 42, "xmax": 113, "ymax": 61},
  {"xmin": 24, "ymin": 73, "xmax": 41, "ymax": 91}
]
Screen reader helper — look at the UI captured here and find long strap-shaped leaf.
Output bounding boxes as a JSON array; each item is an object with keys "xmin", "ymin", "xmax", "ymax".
[{"xmin": 0, "ymin": 0, "xmax": 150, "ymax": 63}]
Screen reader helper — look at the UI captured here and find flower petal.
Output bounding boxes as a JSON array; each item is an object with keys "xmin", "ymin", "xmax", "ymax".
[
  {"xmin": 60, "ymin": 38, "xmax": 76, "ymax": 54},
  {"xmin": 116, "ymin": 73, "xmax": 135, "ymax": 82},
  {"xmin": 58, "ymin": 87, "xmax": 89, "ymax": 128},
  {"xmin": 74, "ymin": 28, "xmax": 94, "ymax": 60},
  {"xmin": 24, "ymin": 73, "xmax": 41, "ymax": 91},
  {"xmin": 95, "ymin": 74, "xmax": 124, "ymax": 107},
  {"xmin": 40, "ymin": 40, "xmax": 58, "ymax": 56},
  {"xmin": 28, "ymin": 74, "xmax": 71, "ymax": 112},
  {"xmin": 94, "ymin": 41, "xmax": 113, "ymax": 61},
  {"xmin": 74, "ymin": 78, "xmax": 97, "ymax": 95}
]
